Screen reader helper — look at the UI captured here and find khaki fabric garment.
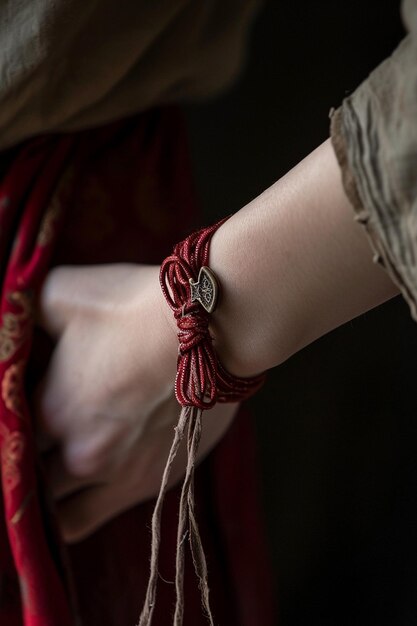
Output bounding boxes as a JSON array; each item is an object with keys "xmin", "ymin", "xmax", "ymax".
[
  {"xmin": 0, "ymin": 0, "xmax": 260, "ymax": 149},
  {"xmin": 331, "ymin": 0, "xmax": 417, "ymax": 319}
]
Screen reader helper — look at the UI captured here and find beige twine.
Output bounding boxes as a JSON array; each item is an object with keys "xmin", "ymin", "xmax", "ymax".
[{"xmin": 138, "ymin": 405, "xmax": 214, "ymax": 626}]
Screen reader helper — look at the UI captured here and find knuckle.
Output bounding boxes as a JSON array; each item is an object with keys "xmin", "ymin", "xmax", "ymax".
[{"xmin": 63, "ymin": 441, "xmax": 106, "ymax": 477}]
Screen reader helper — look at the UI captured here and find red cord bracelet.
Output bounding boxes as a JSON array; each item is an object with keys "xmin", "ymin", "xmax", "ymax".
[
  {"xmin": 139, "ymin": 218, "xmax": 266, "ymax": 626},
  {"xmin": 160, "ymin": 217, "xmax": 266, "ymax": 408}
]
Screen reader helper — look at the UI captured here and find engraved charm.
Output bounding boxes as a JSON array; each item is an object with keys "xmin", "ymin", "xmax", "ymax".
[{"xmin": 189, "ymin": 266, "xmax": 219, "ymax": 313}]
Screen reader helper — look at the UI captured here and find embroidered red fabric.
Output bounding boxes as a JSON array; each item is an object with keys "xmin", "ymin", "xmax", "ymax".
[{"xmin": 0, "ymin": 108, "xmax": 276, "ymax": 625}]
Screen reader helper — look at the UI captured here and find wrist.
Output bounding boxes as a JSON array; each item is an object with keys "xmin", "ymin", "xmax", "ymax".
[
  {"xmin": 153, "ymin": 267, "xmax": 179, "ymax": 382},
  {"xmin": 159, "ymin": 223, "xmax": 267, "ymax": 407},
  {"xmin": 156, "ymin": 271, "xmax": 179, "ymax": 363},
  {"xmin": 209, "ymin": 222, "xmax": 284, "ymax": 378},
  {"xmin": 129, "ymin": 265, "xmax": 178, "ymax": 397}
]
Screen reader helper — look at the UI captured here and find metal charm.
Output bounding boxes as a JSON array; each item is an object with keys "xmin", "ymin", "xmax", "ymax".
[{"xmin": 189, "ymin": 266, "xmax": 219, "ymax": 313}]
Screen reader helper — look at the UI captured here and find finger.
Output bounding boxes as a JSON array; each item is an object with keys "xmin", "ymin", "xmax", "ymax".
[
  {"xmin": 33, "ymin": 376, "xmax": 69, "ymax": 444},
  {"xmin": 36, "ymin": 263, "xmax": 140, "ymax": 337},
  {"xmin": 56, "ymin": 483, "xmax": 124, "ymax": 543},
  {"xmin": 36, "ymin": 267, "xmax": 72, "ymax": 337},
  {"xmin": 41, "ymin": 448, "xmax": 103, "ymax": 500},
  {"xmin": 33, "ymin": 381, "xmax": 59, "ymax": 452},
  {"xmin": 36, "ymin": 265, "xmax": 95, "ymax": 337}
]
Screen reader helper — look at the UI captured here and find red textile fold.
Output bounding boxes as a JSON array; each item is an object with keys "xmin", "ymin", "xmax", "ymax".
[{"xmin": 0, "ymin": 108, "xmax": 275, "ymax": 625}]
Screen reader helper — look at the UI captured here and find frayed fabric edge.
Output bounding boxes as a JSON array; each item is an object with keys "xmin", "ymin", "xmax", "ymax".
[{"xmin": 329, "ymin": 106, "xmax": 417, "ymax": 321}]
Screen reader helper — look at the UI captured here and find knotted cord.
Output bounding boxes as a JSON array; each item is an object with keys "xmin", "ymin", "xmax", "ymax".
[{"xmin": 138, "ymin": 218, "xmax": 266, "ymax": 625}]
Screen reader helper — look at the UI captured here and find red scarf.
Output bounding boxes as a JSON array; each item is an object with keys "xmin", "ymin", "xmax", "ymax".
[{"xmin": 0, "ymin": 108, "xmax": 275, "ymax": 625}]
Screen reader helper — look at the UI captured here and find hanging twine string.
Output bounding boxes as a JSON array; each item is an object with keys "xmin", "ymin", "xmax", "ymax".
[{"xmin": 138, "ymin": 218, "xmax": 266, "ymax": 626}]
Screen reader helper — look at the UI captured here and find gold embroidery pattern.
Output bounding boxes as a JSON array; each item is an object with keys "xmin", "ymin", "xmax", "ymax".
[
  {"xmin": 2, "ymin": 360, "xmax": 25, "ymax": 418},
  {"xmin": 37, "ymin": 163, "xmax": 75, "ymax": 248},
  {"xmin": 0, "ymin": 292, "xmax": 32, "ymax": 363},
  {"xmin": 10, "ymin": 490, "xmax": 34, "ymax": 525},
  {"xmin": 37, "ymin": 196, "xmax": 62, "ymax": 247},
  {"xmin": 0, "ymin": 423, "xmax": 25, "ymax": 493}
]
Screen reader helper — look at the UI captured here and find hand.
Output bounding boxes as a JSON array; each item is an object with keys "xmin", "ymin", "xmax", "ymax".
[
  {"xmin": 35, "ymin": 264, "xmax": 237, "ymax": 541},
  {"xmin": 42, "ymin": 395, "xmax": 237, "ymax": 543}
]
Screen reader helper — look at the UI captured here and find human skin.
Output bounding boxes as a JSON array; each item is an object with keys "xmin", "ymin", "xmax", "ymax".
[
  {"xmin": 36, "ymin": 264, "xmax": 237, "ymax": 541},
  {"xmin": 36, "ymin": 138, "xmax": 398, "ymax": 542},
  {"xmin": 209, "ymin": 138, "xmax": 398, "ymax": 377}
]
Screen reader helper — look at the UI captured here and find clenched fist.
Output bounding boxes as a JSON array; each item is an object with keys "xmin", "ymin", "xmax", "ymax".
[{"xmin": 35, "ymin": 264, "xmax": 237, "ymax": 542}]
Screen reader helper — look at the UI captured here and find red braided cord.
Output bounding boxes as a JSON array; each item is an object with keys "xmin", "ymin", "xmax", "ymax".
[{"xmin": 160, "ymin": 218, "xmax": 266, "ymax": 410}]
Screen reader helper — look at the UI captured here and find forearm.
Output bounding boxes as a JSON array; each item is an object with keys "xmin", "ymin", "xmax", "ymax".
[{"xmin": 209, "ymin": 139, "xmax": 398, "ymax": 377}]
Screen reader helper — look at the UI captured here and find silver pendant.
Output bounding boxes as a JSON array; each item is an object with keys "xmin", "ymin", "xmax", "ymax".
[{"xmin": 189, "ymin": 266, "xmax": 219, "ymax": 313}]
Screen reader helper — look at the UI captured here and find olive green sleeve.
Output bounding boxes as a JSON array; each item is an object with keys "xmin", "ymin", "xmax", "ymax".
[
  {"xmin": 331, "ymin": 0, "xmax": 417, "ymax": 319},
  {"xmin": 0, "ymin": 0, "xmax": 260, "ymax": 149}
]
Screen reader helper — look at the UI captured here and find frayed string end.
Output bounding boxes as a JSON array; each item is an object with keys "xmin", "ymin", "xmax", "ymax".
[{"xmin": 138, "ymin": 405, "xmax": 214, "ymax": 626}]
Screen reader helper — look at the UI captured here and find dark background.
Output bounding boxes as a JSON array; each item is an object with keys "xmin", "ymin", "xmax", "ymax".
[{"xmin": 186, "ymin": 2, "xmax": 417, "ymax": 625}]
